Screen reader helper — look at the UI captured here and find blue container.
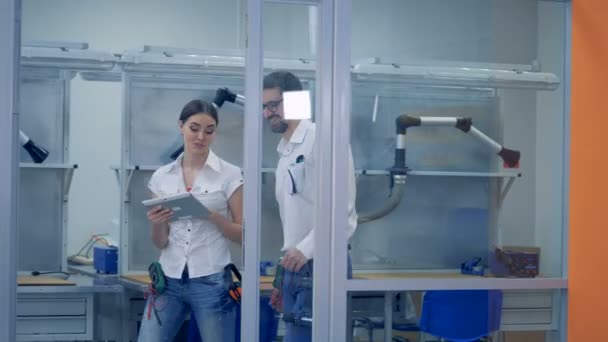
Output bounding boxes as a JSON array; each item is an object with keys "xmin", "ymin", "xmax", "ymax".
[
  {"xmin": 260, "ymin": 261, "xmax": 274, "ymax": 276},
  {"xmin": 188, "ymin": 296, "xmax": 278, "ymax": 342},
  {"xmin": 93, "ymin": 246, "xmax": 118, "ymax": 274}
]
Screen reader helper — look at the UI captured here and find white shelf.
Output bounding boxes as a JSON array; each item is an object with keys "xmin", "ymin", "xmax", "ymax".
[
  {"xmin": 353, "ymin": 169, "xmax": 521, "ymax": 178},
  {"xmin": 109, "ymin": 165, "xmax": 159, "ymax": 171},
  {"xmin": 110, "ymin": 165, "xmax": 164, "ymax": 195},
  {"xmin": 20, "ymin": 163, "xmax": 77, "ymax": 196},
  {"xmin": 20, "ymin": 163, "xmax": 77, "ymax": 169},
  {"xmin": 408, "ymin": 170, "xmax": 521, "ymax": 178},
  {"xmin": 116, "ymin": 48, "xmax": 559, "ymax": 90},
  {"xmin": 356, "ymin": 169, "xmax": 520, "ymax": 178},
  {"xmin": 346, "ymin": 277, "xmax": 567, "ymax": 292},
  {"xmin": 352, "ymin": 62, "xmax": 560, "ymax": 91},
  {"xmin": 352, "ymin": 169, "xmax": 520, "ymax": 209},
  {"xmin": 21, "ymin": 45, "xmax": 118, "ymax": 71},
  {"xmin": 109, "ymin": 165, "xmax": 521, "ymax": 179}
]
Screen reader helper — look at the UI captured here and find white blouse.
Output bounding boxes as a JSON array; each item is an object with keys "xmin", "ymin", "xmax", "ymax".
[{"xmin": 147, "ymin": 150, "xmax": 243, "ymax": 279}]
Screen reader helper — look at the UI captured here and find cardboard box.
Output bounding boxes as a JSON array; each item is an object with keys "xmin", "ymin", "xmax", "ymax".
[{"xmin": 490, "ymin": 246, "xmax": 540, "ymax": 278}]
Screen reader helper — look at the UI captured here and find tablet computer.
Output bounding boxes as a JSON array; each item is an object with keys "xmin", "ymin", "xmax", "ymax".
[{"xmin": 142, "ymin": 192, "xmax": 211, "ymax": 221}]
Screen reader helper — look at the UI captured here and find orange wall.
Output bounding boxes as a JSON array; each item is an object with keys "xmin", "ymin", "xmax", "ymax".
[{"xmin": 569, "ymin": 1, "xmax": 608, "ymax": 340}]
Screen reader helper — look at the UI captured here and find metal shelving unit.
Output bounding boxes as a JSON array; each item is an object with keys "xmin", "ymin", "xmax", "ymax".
[{"xmin": 15, "ymin": 42, "xmax": 119, "ymax": 342}]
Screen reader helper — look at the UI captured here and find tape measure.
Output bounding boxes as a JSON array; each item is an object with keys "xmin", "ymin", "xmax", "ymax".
[
  {"xmin": 272, "ymin": 258, "xmax": 285, "ymax": 289},
  {"xmin": 145, "ymin": 262, "xmax": 166, "ymax": 326},
  {"xmin": 148, "ymin": 262, "xmax": 166, "ymax": 294}
]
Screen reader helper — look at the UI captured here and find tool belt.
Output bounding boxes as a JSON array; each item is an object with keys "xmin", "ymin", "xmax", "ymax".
[
  {"xmin": 145, "ymin": 262, "xmax": 166, "ymax": 325},
  {"xmin": 148, "ymin": 262, "xmax": 166, "ymax": 294},
  {"xmin": 225, "ymin": 263, "xmax": 242, "ymax": 304}
]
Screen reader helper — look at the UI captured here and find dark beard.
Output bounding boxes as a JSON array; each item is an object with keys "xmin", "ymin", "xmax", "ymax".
[
  {"xmin": 271, "ymin": 121, "xmax": 288, "ymax": 133},
  {"xmin": 268, "ymin": 115, "xmax": 288, "ymax": 133}
]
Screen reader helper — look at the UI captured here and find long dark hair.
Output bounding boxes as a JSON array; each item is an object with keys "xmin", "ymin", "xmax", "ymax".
[{"xmin": 179, "ymin": 99, "xmax": 218, "ymax": 125}]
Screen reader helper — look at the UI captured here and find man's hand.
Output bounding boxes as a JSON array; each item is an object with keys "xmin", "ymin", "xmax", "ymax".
[
  {"xmin": 270, "ymin": 288, "xmax": 283, "ymax": 312},
  {"xmin": 281, "ymin": 248, "xmax": 308, "ymax": 272}
]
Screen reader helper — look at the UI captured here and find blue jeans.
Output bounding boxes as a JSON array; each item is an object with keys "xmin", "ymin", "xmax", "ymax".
[
  {"xmin": 282, "ymin": 253, "xmax": 353, "ymax": 342},
  {"xmin": 137, "ymin": 268, "xmax": 236, "ymax": 342},
  {"xmin": 188, "ymin": 296, "xmax": 279, "ymax": 342}
]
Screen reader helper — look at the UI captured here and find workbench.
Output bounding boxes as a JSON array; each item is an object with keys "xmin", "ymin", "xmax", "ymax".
[
  {"xmin": 67, "ymin": 265, "xmax": 277, "ymax": 341},
  {"xmin": 350, "ymin": 271, "xmax": 562, "ymax": 342},
  {"xmin": 16, "ymin": 273, "xmax": 122, "ymax": 341},
  {"xmin": 42, "ymin": 267, "xmax": 561, "ymax": 341}
]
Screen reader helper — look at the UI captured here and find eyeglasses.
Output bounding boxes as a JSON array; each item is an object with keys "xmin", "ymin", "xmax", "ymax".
[{"xmin": 262, "ymin": 99, "xmax": 283, "ymax": 112}]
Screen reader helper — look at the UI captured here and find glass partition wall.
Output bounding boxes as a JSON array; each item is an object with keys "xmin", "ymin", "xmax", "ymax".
[
  {"xmin": 333, "ymin": 1, "xmax": 570, "ymax": 342},
  {"xmin": 3, "ymin": 0, "xmax": 570, "ymax": 341}
]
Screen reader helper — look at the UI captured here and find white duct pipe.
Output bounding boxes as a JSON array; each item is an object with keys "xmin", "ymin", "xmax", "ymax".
[
  {"xmin": 396, "ymin": 134, "xmax": 406, "ymax": 149},
  {"xmin": 419, "ymin": 117, "xmax": 458, "ymax": 126},
  {"xmin": 235, "ymin": 94, "xmax": 246, "ymax": 106},
  {"xmin": 19, "ymin": 130, "xmax": 29, "ymax": 145},
  {"xmin": 396, "ymin": 114, "xmax": 521, "ymax": 168},
  {"xmin": 469, "ymin": 126, "xmax": 502, "ymax": 154}
]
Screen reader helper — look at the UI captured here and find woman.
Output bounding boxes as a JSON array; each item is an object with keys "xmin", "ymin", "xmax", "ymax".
[{"xmin": 137, "ymin": 100, "xmax": 243, "ymax": 342}]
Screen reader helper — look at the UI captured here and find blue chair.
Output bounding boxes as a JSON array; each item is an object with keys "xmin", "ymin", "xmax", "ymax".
[{"xmin": 418, "ymin": 290, "xmax": 503, "ymax": 342}]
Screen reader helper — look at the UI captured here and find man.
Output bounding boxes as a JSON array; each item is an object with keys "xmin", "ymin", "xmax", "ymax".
[{"xmin": 263, "ymin": 70, "xmax": 358, "ymax": 341}]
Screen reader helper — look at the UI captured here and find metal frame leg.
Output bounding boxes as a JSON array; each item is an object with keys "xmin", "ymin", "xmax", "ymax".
[{"xmin": 385, "ymin": 291, "xmax": 393, "ymax": 342}]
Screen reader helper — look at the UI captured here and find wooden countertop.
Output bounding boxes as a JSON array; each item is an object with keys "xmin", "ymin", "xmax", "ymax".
[
  {"xmin": 354, "ymin": 271, "xmax": 483, "ymax": 279},
  {"xmin": 18, "ymin": 276, "xmax": 76, "ymax": 286}
]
